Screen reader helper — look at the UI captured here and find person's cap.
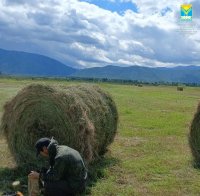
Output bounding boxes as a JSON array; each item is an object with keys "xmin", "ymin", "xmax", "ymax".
[{"xmin": 35, "ymin": 137, "xmax": 51, "ymax": 157}]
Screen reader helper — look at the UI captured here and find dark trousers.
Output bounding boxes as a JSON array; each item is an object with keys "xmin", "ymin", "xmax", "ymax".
[{"xmin": 44, "ymin": 181, "xmax": 86, "ymax": 196}]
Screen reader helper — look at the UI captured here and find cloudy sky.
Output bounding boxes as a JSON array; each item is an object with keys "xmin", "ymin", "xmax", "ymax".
[{"xmin": 0, "ymin": 0, "xmax": 199, "ymax": 68}]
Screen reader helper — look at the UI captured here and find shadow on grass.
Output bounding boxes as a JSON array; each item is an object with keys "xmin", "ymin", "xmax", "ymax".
[
  {"xmin": 85, "ymin": 157, "xmax": 120, "ymax": 195},
  {"xmin": 0, "ymin": 157, "xmax": 120, "ymax": 195}
]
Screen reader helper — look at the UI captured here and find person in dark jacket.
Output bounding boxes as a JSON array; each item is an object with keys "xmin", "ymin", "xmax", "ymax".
[{"xmin": 28, "ymin": 137, "xmax": 88, "ymax": 196}]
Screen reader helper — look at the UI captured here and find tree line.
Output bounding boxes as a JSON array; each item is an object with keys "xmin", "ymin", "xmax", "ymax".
[{"xmin": 0, "ymin": 73, "xmax": 200, "ymax": 87}]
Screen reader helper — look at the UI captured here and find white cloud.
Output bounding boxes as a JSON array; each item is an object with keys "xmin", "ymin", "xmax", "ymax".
[{"xmin": 0, "ymin": 0, "xmax": 199, "ymax": 68}]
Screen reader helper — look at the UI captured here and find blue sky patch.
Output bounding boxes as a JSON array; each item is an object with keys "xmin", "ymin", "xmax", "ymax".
[
  {"xmin": 161, "ymin": 7, "xmax": 172, "ymax": 16},
  {"xmin": 79, "ymin": 0, "xmax": 138, "ymax": 14}
]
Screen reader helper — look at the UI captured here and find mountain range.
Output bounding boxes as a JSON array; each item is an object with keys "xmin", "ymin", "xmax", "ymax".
[
  {"xmin": 0, "ymin": 48, "xmax": 76, "ymax": 77},
  {"xmin": 0, "ymin": 48, "xmax": 200, "ymax": 84},
  {"xmin": 74, "ymin": 65, "xmax": 200, "ymax": 83}
]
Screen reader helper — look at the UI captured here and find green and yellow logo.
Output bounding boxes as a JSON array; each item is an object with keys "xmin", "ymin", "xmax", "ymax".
[{"xmin": 181, "ymin": 4, "xmax": 192, "ymax": 21}]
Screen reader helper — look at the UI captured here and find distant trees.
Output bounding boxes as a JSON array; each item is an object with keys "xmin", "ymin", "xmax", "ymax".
[{"xmin": 0, "ymin": 74, "xmax": 200, "ymax": 87}]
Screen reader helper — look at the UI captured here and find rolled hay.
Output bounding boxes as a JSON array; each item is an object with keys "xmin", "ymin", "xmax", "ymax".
[
  {"xmin": 177, "ymin": 86, "xmax": 184, "ymax": 91},
  {"xmin": 189, "ymin": 102, "xmax": 200, "ymax": 166},
  {"xmin": 1, "ymin": 84, "xmax": 118, "ymax": 166}
]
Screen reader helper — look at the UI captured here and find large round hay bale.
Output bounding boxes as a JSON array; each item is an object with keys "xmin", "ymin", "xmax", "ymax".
[
  {"xmin": 189, "ymin": 103, "xmax": 200, "ymax": 166},
  {"xmin": 1, "ymin": 84, "xmax": 118, "ymax": 166}
]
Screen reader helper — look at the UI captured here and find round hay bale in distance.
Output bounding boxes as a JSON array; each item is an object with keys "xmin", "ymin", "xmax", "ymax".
[
  {"xmin": 189, "ymin": 102, "xmax": 200, "ymax": 166},
  {"xmin": 177, "ymin": 86, "xmax": 184, "ymax": 91},
  {"xmin": 1, "ymin": 84, "xmax": 118, "ymax": 166}
]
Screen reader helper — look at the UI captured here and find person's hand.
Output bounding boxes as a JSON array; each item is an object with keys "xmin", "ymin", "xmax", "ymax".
[{"xmin": 28, "ymin": 171, "xmax": 39, "ymax": 179}]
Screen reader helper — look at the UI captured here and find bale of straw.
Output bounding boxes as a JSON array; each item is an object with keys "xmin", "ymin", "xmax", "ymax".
[
  {"xmin": 177, "ymin": 86, "xmax": 183, "ymax": 91},
  {"xmin": 1, "ymin": 84, "xmax": 118, "ymax": 166},
  {"xmin": 189, "ymin": 102, "xmax": 200, "ymax": 166}
]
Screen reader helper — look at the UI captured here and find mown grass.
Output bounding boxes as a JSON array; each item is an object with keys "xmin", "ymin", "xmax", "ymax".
[{"xmin": 1, "ymin": 78, "xmax": 200, "ymax": 195}]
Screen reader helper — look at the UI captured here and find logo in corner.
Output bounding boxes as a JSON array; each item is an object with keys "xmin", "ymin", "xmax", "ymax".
[{"xmin": 181, "ymin": 4, "xmax": 192, "ymax": 21}]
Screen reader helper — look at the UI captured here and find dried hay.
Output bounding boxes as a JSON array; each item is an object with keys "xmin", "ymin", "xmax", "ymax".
[
  {"xmin": 177, "ymin": 86, "xmax": 184, "ymax": 91},
  {"xmin": 1, "ymin": 84, "xmax": 118, "ymax": 166},
  {"xmin": 189, "ymin": 102, "xmax": 200, "ymax": 166}
]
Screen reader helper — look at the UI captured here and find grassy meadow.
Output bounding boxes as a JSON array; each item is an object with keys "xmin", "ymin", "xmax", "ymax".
[{"xmin": 1, "ymin": 77, "xmax": 200, "ymax": 195}]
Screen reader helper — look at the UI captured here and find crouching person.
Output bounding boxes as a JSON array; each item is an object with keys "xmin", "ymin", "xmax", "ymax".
[{"xmin": 28, "ymin": 138, "xmax": 88, "ymax": 196}]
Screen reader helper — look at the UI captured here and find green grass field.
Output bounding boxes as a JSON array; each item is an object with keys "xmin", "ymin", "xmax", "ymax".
[{"xmin": 1, "ymin": 78, "xmax": 200, "ymax": 195}]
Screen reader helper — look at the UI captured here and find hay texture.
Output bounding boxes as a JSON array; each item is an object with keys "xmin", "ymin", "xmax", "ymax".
[
  {"xmin": 189, "ymin": 103, "xmax": 200, "ymax": 166},
  {"xmin": 1, "ymin": 84, "xmax": 118, "ymax": 165}
]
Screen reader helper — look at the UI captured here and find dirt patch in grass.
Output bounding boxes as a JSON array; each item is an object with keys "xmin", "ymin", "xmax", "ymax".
[
  {"xmin": 115, "ymin": 136, "xmax": 146, "ymax": 147},
  {"xmin": 110, "ymin": 165, "xmax": 149, "ymax": 195}
]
